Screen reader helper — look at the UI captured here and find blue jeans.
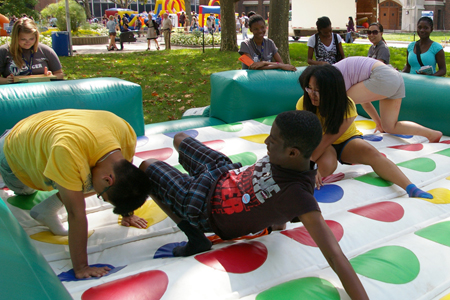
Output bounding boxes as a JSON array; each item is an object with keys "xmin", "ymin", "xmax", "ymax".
[{"xmin": 345, "ymin": 32, "xmax": 353, "ymax": 43}]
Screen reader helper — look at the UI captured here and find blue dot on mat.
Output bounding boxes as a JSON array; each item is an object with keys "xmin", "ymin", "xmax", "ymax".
[
  {"xmin": 390, "ymin": 134, "xmax": 413, "ymax": 139},
  {"xmin": 164, "ymin": 130, "xmax": 199, "ymax": 139},
  {"xmin": 136, "ymin": 136, "xmax": 149, "ymax": 147},
  {"xmin": 362, "ymin": 134, "xmax": 383, "ymax": 142},
  {"xmin": 314, "ymin": 184, "xmax": 344, "ymax": 203},
  {"xmin": 154, "ymin": 242, "xmax": 187, "ymax": 258}
]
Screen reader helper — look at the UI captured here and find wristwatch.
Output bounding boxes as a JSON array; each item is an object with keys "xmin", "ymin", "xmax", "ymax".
[{"xmin": 121, "ymin": 211, "xmax": 134, "ymax": 218}]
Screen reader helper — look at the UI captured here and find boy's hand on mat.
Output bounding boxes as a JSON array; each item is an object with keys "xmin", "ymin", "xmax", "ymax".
[
  {"xmin": 121, "ymin": 214, "xmax": 148, "ymax": 229},
  {"xmin": 75, "ymin": 265, "xmax": 111, "ymax": 279},
  {"xmin": 315, "ymin": 170, "xmax": 323, "ymax": 190}
]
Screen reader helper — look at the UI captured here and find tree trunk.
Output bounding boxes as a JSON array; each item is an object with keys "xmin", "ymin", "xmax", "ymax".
[
  {"xmin": 268, "ymin": 0, "xmax": 290, "ymax": 64},
  {"xmin": 220, "ymin": 0, "xmax": 238, "ymax": 52},
  {"xmin": 83, "ymin": 0, "xmax": 92, "ymax": 19},
  {"xmin": 185, "ymin": 0, "xmax": 192, "ymax": 24}
]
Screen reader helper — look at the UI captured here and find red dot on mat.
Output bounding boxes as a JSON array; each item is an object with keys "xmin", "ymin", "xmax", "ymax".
[
  {"xmin": 204, "ymin": 139, "xmax": 226, "ymax": 151},
  {"xmin": 440, "ymin": 140, "xmax": 450, "ymax": 144},
  {"xmin": 135, "ymin": 148, "xmax": 174, "ymax": 161},
  {"xmin": 195, "ymin": 241, "xmax": 268, "ymax": 273},
  {"xmin": 389, "ymin": 144, "xmax": 424, "ymax": 151},
  {"xmin": 349, "ymin": 201, "xmax": 404, "ymax": 222},
  {"xmin": 281, "ymin": 220, "xmax": 343, "ymax": 247},
  {"xmin": 81, "ymin": 270, "xmax": 168, "ymax": 300}
]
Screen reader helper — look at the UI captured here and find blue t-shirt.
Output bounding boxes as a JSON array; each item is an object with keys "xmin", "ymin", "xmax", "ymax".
[{"xmin": 407, "ymin": 41, "xmax": 443, "ymax": 74}]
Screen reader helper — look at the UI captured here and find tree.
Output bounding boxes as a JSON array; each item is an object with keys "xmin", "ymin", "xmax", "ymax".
[
  {"xmin": 268, "ymin": 0, "xmax": 290, "ymax": 64},
  {"xmin": 78, "ymin": 0, "xmax": 92, "ymax": 19},
  {"xmin": 108, "ymin": 0, "xmax": 134, "ymax": 8},
  {"xmin": 185, "ymin": 0, "xmax": 192, "ymax": 25},
  {"xmin": 220, "ymin": 0, "xmax": 238, "ymax": 52},
  {"xmin": 41, "ymin": 0, "xmax": 86, "ymax": 32},
  {"xmin": 0, "ymin": 0, "xmax": 38, "ymax": 20}
]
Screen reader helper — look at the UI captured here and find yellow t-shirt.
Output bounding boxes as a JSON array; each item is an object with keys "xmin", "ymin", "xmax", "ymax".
[
  {"xmin": 4, "ymin": 109, "xmax": 136, "ymax": 192},
  {"xmin": 296, "ymin": 96, "xmax": 362, "ymax": 145}
]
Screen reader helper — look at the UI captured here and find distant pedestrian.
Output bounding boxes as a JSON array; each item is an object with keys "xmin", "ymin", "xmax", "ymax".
[
  {"xmin": 179, "ymin": 12, "xmax": 186, "ymax": 27},
  {"xmin": 162, "ymin": 13, "xmax": 172, "ymax": 50},
  {"xmin": 135, "ymin": 17, "xmax": 142, "ymax": 37},
  {"xmin": 241, "ymin": 12, "xmax": 249, "ymax": 40},
  {"xmin": 146, "ymin": 18, "xmax": 160, "ymax": 51},
  {"xmin": 106, "ymin": 15, "xmax": 119, "ymax": 51}
]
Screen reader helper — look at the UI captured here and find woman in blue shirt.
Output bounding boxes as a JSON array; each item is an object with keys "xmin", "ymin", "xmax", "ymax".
[{"xmin": 402, "ymin": 17, "xmax": 446, "ymax": 76}]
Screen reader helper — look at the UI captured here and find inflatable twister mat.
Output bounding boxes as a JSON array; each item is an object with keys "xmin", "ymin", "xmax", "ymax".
[{"xmin": 2, "ymin": 115, "xmax": 450, "ymax": 300}]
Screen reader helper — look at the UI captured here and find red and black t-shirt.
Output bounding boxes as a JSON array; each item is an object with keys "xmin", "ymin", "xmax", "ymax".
[{"xmin": 208, "ymin": 156, "xmax": 320, "ymax": 240}]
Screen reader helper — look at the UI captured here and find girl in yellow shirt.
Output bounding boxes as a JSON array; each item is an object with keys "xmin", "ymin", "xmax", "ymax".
[{"xmin": 296, "ymin": 65, "xmax": 432, "ymax": 199}]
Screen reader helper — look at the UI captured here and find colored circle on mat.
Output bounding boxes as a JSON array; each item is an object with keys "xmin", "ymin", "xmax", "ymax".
[
  {"xmin": 229, "ymin": 152, "xmax": 258, "ymax": 166},
  {"xmin": 350, "ymin": 246, "xmax": 420, "ymax": 284},
  {"xmin": 440, "ymin": 294, "xmax": 450, "ymax": 300},
  {"xmin": 349, "ymin": 201, "xmax": 404, "ymax": 222},
  {"xmin": 164, "ymin": 129, "xmax": 198, "ymax": 139},
  {"xmin": 362, "ymin": 134, "xmax": 383, "ymax": 142},
  {"xmin": 81, "ymin": 270, "xmax": 168, "ymax": 300},
  {"xmin": 30, "ymin": 230, "xmax": 94, "ymax": 245},
  {"xmin": 437, "ymin": 148, "xmax": 450, "ymax": 157},
  {"xmin": 135, "ymin": 148, "xmax": 173, "ymax": 161},
  {"xmin": 419, "ymin": 188, "xmax": 450, "ymax": 204},
  {"xmin": 204, "ymin": 139, "xmax": 226, "ymax": 151},
  {"xmin": 447, "ymin": 176, "xmax": 450, "ymax": 180},
  {"xmin": 440, "ymin": 140, "xmax": 450, "ymax": 145},
  {"xmin": 314, "ymin": 184, "xmax": 344, "ymax": 203},
  {"xmin": 253, "ymin": 115, "xmax": 276, "ymax": 126},
  {"xmin": 154, "ymin": 242, "xmax": 186, "ymax": 258},
  {"xmin": 256, "ymin": 277, "xmax": 340, "ymax": 300},
  {"xmin": 240, "ymin": 134, "xmax": 269, "ymax": 144},
  {"xmin": 7, "ymin": 190, "xmax": 58, "ymax": 210},
  {"xmin": 354, "ymin": 172, "xmax": 393, "ymax": 187},
  {"xmin": 390, "ymin": 134, "xmax": 413, "ymax": 139},
  {"xmin": 212, "ymin": 122, "xmax": 244, "ymax": 132},
  {"xmin": 195, "ymin": 241, "xmax": 267, "ymax": 273},
  {"xmin": 389, "ymin": 144, "xmax": 424, "ymax": 151},
  {"xmin": 281, "ymin": 220, "xmax": 343, "ymax": 247},
  {"xmin": 118, "ymin": 200, "xmax": 167, "ymax": 229},
  {"xmin": 355, "ymin": 120, "xmax": 376, "ymax": 130},
  {"xmin": 136, "ymin": 136, "xmax": 149, "ymax": 147},
  {"xmin": 397, "ymin": 157, "xmax": 436, "ymax": 172},
  {"xmin": 415, "ymin": 221, "xmax": 450, "ymax": 247}
]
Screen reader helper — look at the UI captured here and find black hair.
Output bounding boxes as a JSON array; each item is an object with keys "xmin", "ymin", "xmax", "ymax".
[
  {"xmin": 247, "ymin": 11, "xmax": 256, "ymax": 18},
  {"xmin": 348, "ymin": 16, "xmax": 354, "ymax": 27},
  {"xmin": 418, "ymin": 16, "xmax": 433, "ymax": 28},
  {"xmin": 298, "ymin": 65, "xmax": 352, "ymax": 135},
  {"xmin": 316, "ymin": 16, "xmax": 331, "ymax": 31},
  {"xmin": 106, "ymin": 159, "xmax": 152, "ymax": 216},
  {"xmin": 249, "ymin": 14, "xmax": 264, "ymax": 29},
  {"xmin": 274, "ymin": 111, "xmax": 322, "ymax": 159},
  {"xmin": 369, "ymin": 22, "xmax": 386, "ymax": 44}
]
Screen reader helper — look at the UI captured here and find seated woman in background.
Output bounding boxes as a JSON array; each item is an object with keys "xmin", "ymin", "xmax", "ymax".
[
  {"xmin": 334, "ymin": 56, "xmax": 442, "ymax": 142},
  {"xmin": 307, "ymin": 16, "xmax": 345, "ymax": 65},
  {"xmin": 0, "ymin": 17, "xmax": 63, "ymax": 84},
  {"xmin": 238, "ymin": 14, "xmax": 296, "ymax": 71},
  {"xmin": 402, "ymin": 16, "xmax": 446, "ymax": 76},
  {"xmin": 367, "ymin": 22, "xmax": 390, "ymax": 64},
  {"xmin": 296, "ymin": 64, "xmax": 433, "ymax": 200}
]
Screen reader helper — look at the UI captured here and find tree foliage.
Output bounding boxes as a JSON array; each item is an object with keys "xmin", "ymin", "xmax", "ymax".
[
  {"xmin": 0, "ymin": 0, "xmax": 39, "ymax": 20},
  {"xmin": 268, "ymin": 0, "xmax": 290, "ymax": 64},
  {"xmin": 108, "ymin": 0, "xmax": 135, "ymax": 9},
  {"xmin": 41, "ymin": 0, "xmax": 86, "ymax": 32}
]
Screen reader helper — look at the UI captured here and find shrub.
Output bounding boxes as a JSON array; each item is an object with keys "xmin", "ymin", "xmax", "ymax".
[
  {"xmin": 171, "ymin": 32, "xmax": 221, "ymax": 46},
  {"xmin": 41, "ymin": 0, "xmax": 86, "ymax": 32}
]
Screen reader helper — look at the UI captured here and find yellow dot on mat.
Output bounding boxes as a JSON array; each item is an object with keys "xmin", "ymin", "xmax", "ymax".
[
  {"xmin": 118, "ymin": 200, "xmax": 167, "ymax": 229},
  {"xmin": 355, "ymin": 120, "xmax": 376, "ymax": 130},
  {"xmin": 240, "ymin": 134, "xmax": 269, "ymax": 144},
  {"xmin": 446, "ymin": 176, "xmax": 450, "ymax": 180},
  {"xmin": 30, "ymin": 230, "xmax": 94, "ymax": 245},
  {"xmin": 420, "ymin": 188, "xmax": 450, "ymax": 204},
  {"xmin": 440, "ymin": 293, "xmax": 450, "ymax": 300}
]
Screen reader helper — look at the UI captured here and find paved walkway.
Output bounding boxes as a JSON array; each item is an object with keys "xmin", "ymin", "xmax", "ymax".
[{"xmin": 72, "ymin": 33, "xmax": 450, "ymax": 55}]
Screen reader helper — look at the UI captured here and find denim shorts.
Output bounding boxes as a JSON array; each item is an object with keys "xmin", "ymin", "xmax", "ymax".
[{"xmin": 332, "ymin": 135, "xmax": 363, "ymax": 164}]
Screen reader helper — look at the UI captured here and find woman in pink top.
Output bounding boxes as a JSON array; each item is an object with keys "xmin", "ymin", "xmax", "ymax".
[{"xmin": 334, "ymin": 56, "xmax": 442, "ymax": 143}]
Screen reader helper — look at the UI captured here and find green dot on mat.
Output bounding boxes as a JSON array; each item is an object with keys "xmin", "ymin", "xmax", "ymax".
[
  {"xmin": 229, "ymin": 152, "xmax": 258, "ymax": 166},
  {"xmin": 415, "ymin": 221, "xmax": 450, "ymax": 247},
  {"xmin": 437, "ymin": 148, "xmax": 450, "ymax": 157},
  {"xmin": 256, "ymin": 277, "xmax": 340, "ymax": 300},
  {"xmin": 354, "ymin": 172, "xmax": 393, "ymax": 187},
  {"xmin": 211, "ymin": 122, "xmax": 244, "ymax": 132},
  {"xmin": 253, "ymin": 115, "xmax": 276, "ymax": 126},
  {"xmin": 173, "ymin": 164, "xmax": 187, "ymax": 173},
  {"xmin": 7, "ymin": 190, "xmax": 59, "ymax": 210},
  {"xmin": 397, "ymin": 157, "xmax": 436, "ymax": 172},
  {"xmin": 350, "ymin": 246, "xmax": 420, "ymax": 284}
]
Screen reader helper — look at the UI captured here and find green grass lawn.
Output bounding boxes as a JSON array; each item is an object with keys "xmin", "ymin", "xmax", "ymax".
[{"xmin": 60, "ymin": 43, "xmax": 450, "ymax": 124}]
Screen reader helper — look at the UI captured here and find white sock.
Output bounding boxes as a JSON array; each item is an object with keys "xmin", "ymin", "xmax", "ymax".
[{"xmin": 30, "ymin": 193, "xmax": 68, "ymax": 236}]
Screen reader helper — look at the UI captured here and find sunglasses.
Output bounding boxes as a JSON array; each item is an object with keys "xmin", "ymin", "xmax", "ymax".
[{"xmin": 367, "ymin": 30, "xmax": 379, "ymax": 35}]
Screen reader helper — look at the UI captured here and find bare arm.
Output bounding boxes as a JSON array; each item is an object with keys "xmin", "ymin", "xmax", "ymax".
[
  {"xmin": 338, "ymin": 42, "xmax": 345, "ymax": 61},
  {"xmin": 307, "ymin": 46, "xmax": 328, "ymax": 66},
  {"xmin": 402, "ymin": 49, "xmax": 411, "ymax": 73},
  {"xmin": 360, "ymin": 103, "xmax": 383, "ymax": 133},
  {"xmin": 0, "ymin": 74, "xmax": 14, "ymax": 84},
  {"xmin": 301, "ymin": 211, "xmax": 369, "ymax": 300},
  {"xmin": 432, "ymin": 49, "xmax": 446, "ymax": 77},
  {"xmin": 248, "ymin": 53, "xmax": 296, "ymax": 71},
  {"xmin": 57, "ymin": 184, "xmax": 111, "ymax": 279},
  {"xmin": 311, "ymin": 117, "xmax": 355, "ymax": 162}
]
